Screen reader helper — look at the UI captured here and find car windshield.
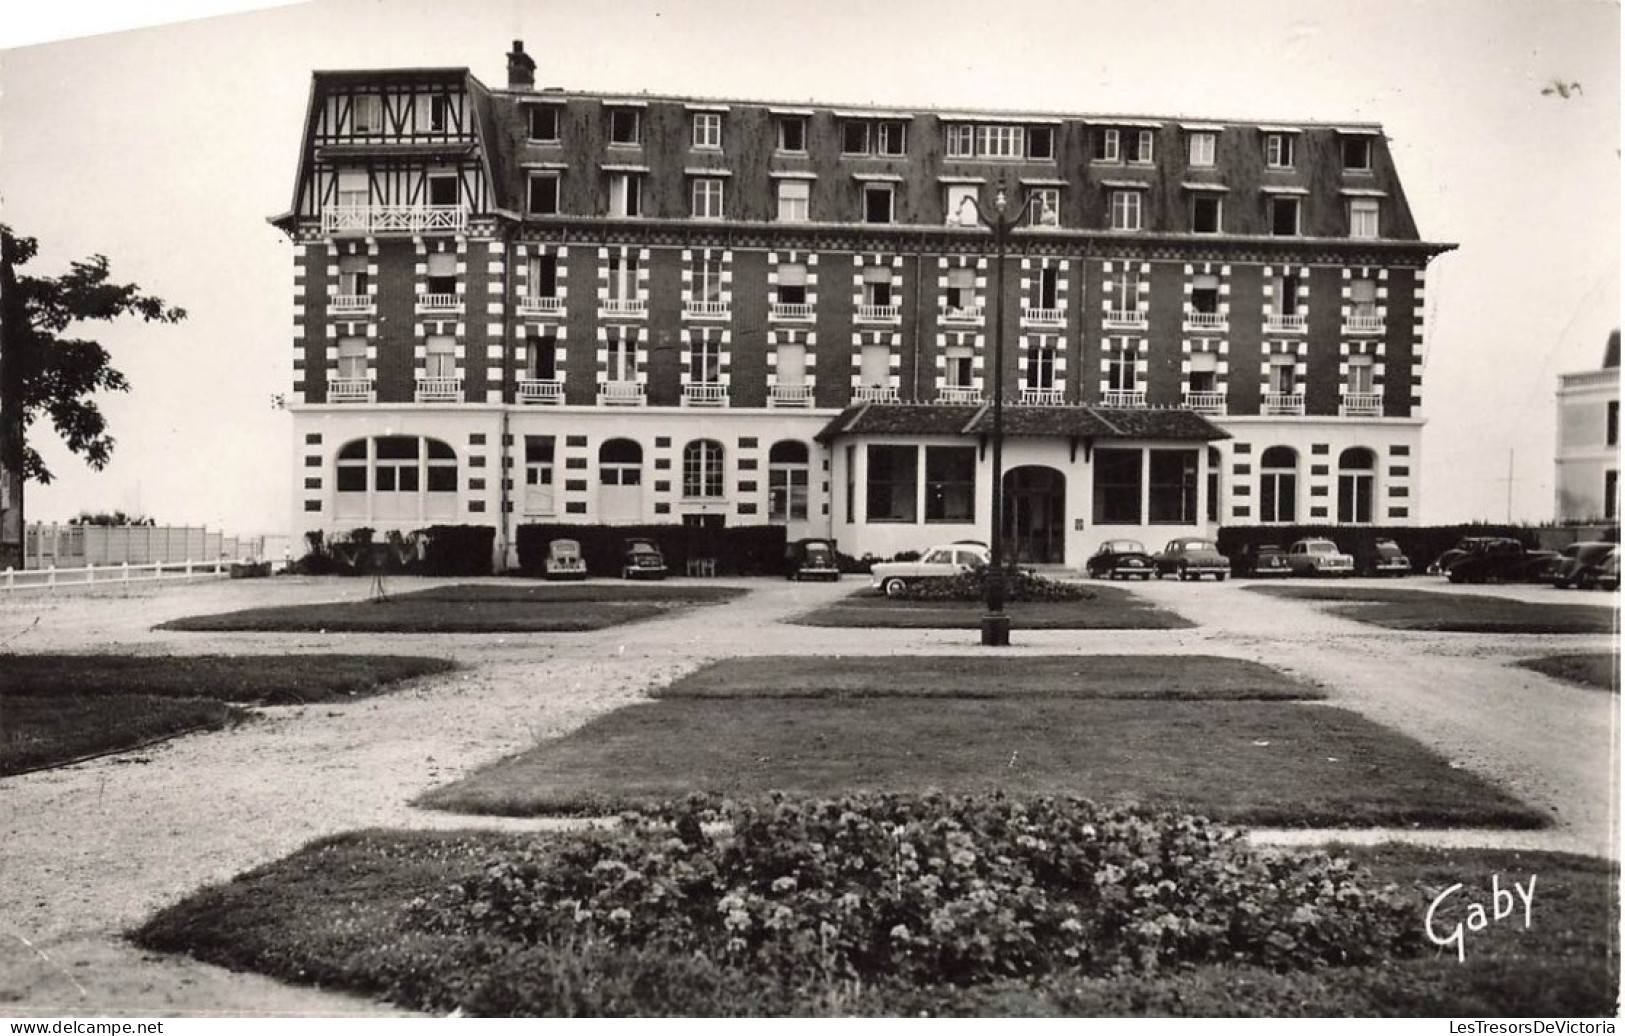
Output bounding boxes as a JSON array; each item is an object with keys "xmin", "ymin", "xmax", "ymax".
[{"xmin": 921, "ymin": 549, "xmax": 951, "ymax": 564}]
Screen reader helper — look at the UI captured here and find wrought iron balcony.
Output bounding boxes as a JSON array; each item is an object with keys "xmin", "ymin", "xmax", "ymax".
[
  {"xmin": 769, "ymin": 383, "xmax": 815, "ymax": 407},
  {"xmin": 684, "ymin": 300, "xmax": 731, "ymax": 321},
  {"xmin": 1021, "ymin": 307, "xmax": 1064, "ymax": 327},
  {"xmin": 1102, "ymin": 390, "xmax": 1147, "ymax": 408},
  {"xmin": 1265, "ymin": 313, "xmax": 1308, "ymax": 334},
  {"xmin": 329, "ymin": 294, "xmax": 374, "ymax": 316},
  {"xmin": 1264, "ymin": 392, "xmax": 1305, "ymax": 415},
  {"xmin": 1341, "ymin": 392, "xmax": 1384, "ymax": 417},
  {"xmin": 1104, "ymin": 309, "xmax": 1147, "ymax": 330},
  {"xmin": 940, "ymin": 305, "xmax": 984, "ymax": 325},
  {"xmin": 1184, "ymin": 311, "xmax": 1227, "ymax": 331},
  {"xmin": 1184, "ymin": 391, "xmax": 1227, "ymax": 414},
  {"xmin": 852, "ymin": 385, "xmax": 899, "ymax": 403},
  {"xmin": 518, "ymin": 296, "xmax": 565, "ymax": 318},
  {"xmin": 600, "ymin": 298, "xmax": 647, "ymax": 319},
  {"xmin": 323, "ymin": 205, "xmax": 468, "ymax": 235},
  {"xmin": 937, "ymin": 386, "xmax": 982, "ymax": 404},
  {"xmin": 326, "ymin": 378, "xmax": 375, "ymax": 404},
  {"xmin": 517, "ymin": 379, "xmax": 564, "ymax": 405},
  {"xmin": 414, "ymin": 377, "xmax": 463, "ymax": 402},
  {"xmin": 415, "ymin": 293, "xmax": 463, "ymax": 313},
  {"xmin": 769, "ymin": 302, "xmax": 815, "ymax": 322},
  {"xmin": 598, "ymin": 380, "xmax": 646, "ymax": 406},
  {"xmin": 1342, "ymin": 312, "xmax": 1385, "ymax": 335},
  {"xmin": 682, "ymin": 382, "xmax": 729, "ymax": 407},
  {"xmin": 855, "ymin": 304, "xmax": 901, "ymax": 325},
  {"xmin": 1020, "ymin": 388, "xmax": 1065, "ymax": 406}
]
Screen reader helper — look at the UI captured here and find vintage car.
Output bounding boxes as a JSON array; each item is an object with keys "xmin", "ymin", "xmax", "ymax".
[
  {"xmin": 1151, "ymin": 537, "xmax": 1230, "ymax": 581},
  {"xmin": 1428, "ymin": 537, "xmax": 1515, "ymax": 575},
  {"xmin": 870, "ymin": 541, "xmax": 989, "ymax": 597},
  {"xmin": 1366, "ymin": 538, "xmax": 1413, "ymax": 577},
  {"xmin": 1442, "ymin": 538, "xmax": 1557, "ymax": 584},
  {"xmin": 1595, "ymin": 548, "xmax": 1620, "ymax": 591},
  {"xmin": 787, "ymin": 538, "xmax": 841, "ymax": 582},
  {"xmin": 1234, "ymin": 543, "xmax": 1290, "ymax": 578},
  {"xmin": 1285, "ymin": 538, "xmax": 1355, "ymax": 577},
  {"xmin": 619, "ymin": 538, "xmax": 668, "ymax": 580},
  {"xmin": 543, "ymin": 538, "xmax": 588, "ymax": 580},
  {"xmin": 1085, "ymin": 539, "xmax": 1154, "ymax": 580},
  {"xmin": 1549, "ymin": 541, "xmax": 1617, "ymax": 590}
]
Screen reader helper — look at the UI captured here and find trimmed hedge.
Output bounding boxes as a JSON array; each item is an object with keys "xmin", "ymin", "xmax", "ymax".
[
  {"xmin": 1216, "ymin": 524, "xmax": 1540, "ymax": 576},
  {"xmin": 417, "ymin": 525, "xmax": 496, "ymax": 577},
  {"xmin": 517, "ymin": 524, "xmax": 788, "ymax": 578},
  {"xmin": 294, "ymin": 526, "xmax": 495, "ymax": 577},
  {"xmin": 899, "ymin": 567, "xmax": 1095, "ymax": 602}
]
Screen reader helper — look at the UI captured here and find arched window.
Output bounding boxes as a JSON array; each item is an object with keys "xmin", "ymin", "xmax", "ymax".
[
  {"xmin": 331, "ymin": 436, "xmax": 458, "ymax": 522},
  {"xmin": 337, "ymin": 440, "xmax": 368, "ymax": 492},
  {"xmin": 1338, "ymin": 447, "xmax": 1377, "ymax": 524},
  {"xmin": 599, "ymin": 438, "xmax": 643, "ymax": 486},
  {"xmin": 683, "ymin": 439, "xmax": 725, "ymax": 498},
  {"xmin": 1260, "ymin": 446, "xmax": 1298, "ymax": 523},
  {"xmin": 768, "ymin": 440, "xmax": 810, "ymax": 521}
]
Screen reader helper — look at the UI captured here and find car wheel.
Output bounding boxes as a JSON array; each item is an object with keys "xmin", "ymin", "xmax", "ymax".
[
  {"xmin": 1177, "ymin": 565, "xmax": 1189, "ymax": 582},
  {"xmin": 882, "ymin": 577, "xmax": 909, "ymax": 598},
  {"xmin": 1216, "ymin": 573, "xmax": 1226, "ymax": 582}
]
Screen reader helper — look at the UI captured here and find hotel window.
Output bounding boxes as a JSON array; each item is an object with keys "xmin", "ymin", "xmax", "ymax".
[
  {"xmin": 337, "ymin": 441, "xmax": 368, "ymax": 492},
  {"xmin": 424, "ymin": 335, "xmax": 456, "ymax": 379},
  {"xmin": 1337, "ymin": 448, "xmax": 1377, "ymax": 524},
  {"xmin": 599, "ymin": 438, "xmax": 643, "ymax": 486},
  {"xmin": 1093, "ymin": 448, "xmax": 1143, "ymax": 524},
  {"xmin": 524, "ymin": 436, "xmax": 556, "ymax": 516},
  {"xmin": 425, "ymin": 252, "xmax": 456, "ymax": 295},
  {"xmin": 336, "ymin": 336, "xmax": 367, "ymax": 380},
  {"xmin": 609, "ymin": 108, "xmax": 641, "ymax": 145},
  {"xmin": 1037, "ymin": 267, "xmax": 1059, "ymax": 308},
  {"xmin": 866, "ymin": 445, "xmax": 918, "ymax": 522},
  {"xmin": 526, "ymin": 336, "xmax": 557, "ymax": 381},
  {"xmin": 1260, "ymin": 446, "xmax": 1298, "ymax": 523},
  {"xmin": 336, "ymin": 170, "xmax": 369, "ymax": 210},
  {"xmin": 945, "ymin": 184, "xmax": 980, "ymax": 226},
  {"xmin": 683, "ymin": 440, "xmax": 725, "ymax": 498},
  {"xmin": 427, "ymin": 173, "xmax": 458, "ymax": 207},
  {"xmin": 691, "ymin": 178, "xmax": 725, "ymax": 219},
  {"xmin": 776, "ymin": 263, "xmax": 808, "ymax": 305},
  {"xmin": 1188, "ymin": 131, "xmax": 1217, "ymax": 167},
  {"xmin": 778, "ymin": 116, "xmax": 807, "ymax": 153},
  {"xmin": 338, "ymin": 255, "xmax": 369, "ymax": 297},
  {"xmin": 1127, "ymin": 129, "xmax": 1155, "ymax": 164},
  {"xmin": 1274, "ymin": 272, "xmax": 1303, "ymax": 315},
  {"xmin": 1093, "ymin": 128, "xmax": 1121, "ymax": 162},
  {"xmin": 527, "ymin": 105, "xmax": 559, "ymax": 142},
  {"xmin": 1268, "ymin": 356, "xmax": 1296, "ymax": 395},
  {"xmin": 691, "ymin": 255, "xmax": 724, "ymax": 306},
  {"xmin": 946, "ymin": 124, "xmax": 976, "ymax": 158},
  {"xmin": 777, "ymin": 179, "xmax": 810, "ymax": 222},
  {"xmin": 1027, "ymin": 336, "xmax": 1058, "ymax": 390},
  {"xmin": 1188, "ymin": 351, "xmax": 1218, "ymax": 393},
  {"xmin": 945, "ymin": 342, "xmax": 974, "ymax": 387},
  {"xmin": 769, "ymin": 441, "xmax": 810, "ymax": 522},
  {"xmin": 1346, "ymin": 354, "xmax": 1375, "ymax": 395},
  {"xmin": 605, "ymin": 332, "xmax": 637, "ymax": 381},
  {"xmin": 946, "ymin": 267, "xmax": 976, "ymax": 311},
  {"xmin": 1607, "ymin": 471, "xmax": 1619, "ymax": 521},
  {"xmin": 1191, "ymin": 193, "xmax": 1222, "ymax": 233},
  {"xmin": 1265, "ymin": 132, "xmax": 1295, "ymax": 169},
  {"xmin": 775, "ymin": 342, "xmax": 807, "ymax": 387},
  {"xmin": 1348, "ymin": 198, "xmax": 1379, "ymax": 239},
  {"xmin": 427, "ymin": 95, "xmax": 450, "ymax": 133},
  {"xmin": 1149, "ymin": 450, "xmax": 1199, "ymax": 524},
  {"xmin": 374, "ymin": 437, "xmax": 421, "ymax": 493},
  {"xmin": 1029, "ymin": 188, "xmax": 1060, "ymax": 227},
  {"xmin": 608, "ymin": 173, "xmax": 642, "ymax": 217},
  {"xmin": 528, "ymin": 254, "xmax": 558, "ymax": 298},
  {"xmin": 1608, "ymin": 401, "xmax": 1619, "ymax": 447},
  {"xmin": 1342, "ymin": 135, "xmax": 1373, "ymax": 171},
  {"xmin": 925, "ymin": 446, "xmax": 976, "ymax": 522},
  {"xmin": 859, "ymin": 343, "xmax": 891, "ymax": 386},
  {"xmin": 1270, "ymin": 195, "xmax": 1301, "ymax": 236},
  {"xmin": 607, "ymin": 254, "xmax": 638, "ymax": 301},
  {"xmin": 689, "ymin": 332, "xmax": 722, "ymax": 385},
  {"xmin": 1109, "ymin": 190, "xmax": 1143, "ymax": 231},
  {"xmin": 1028, "ymin": 126, "xmax": 1055, "ymax": 160},
  {"xmin": 877, "ymin": 121, "xmax": 908, "ymax": 155},
  {"xmin": 350, "ymin": 94, "xmax": 381, "ymax": 134},
  {"xmin": 1111, "ymin": 277, "xmax": 1143, "ymax": 315},
  {"xmin": 974, "ymin": 124, "xmax": 1024, "ymax": 159},
  {"xmin": 1350, "ymin": 277, "xmax": 1377, "ymax": 320},
  {"xmin": 842, "ymin": 121, "xmax": 871, "ymax": 154},
  {"xmin": 1191, "ymin": 274, "xmax": 1220, "ymax": 315},
  {"xmin": 692, "ymin": 112, "xmax": 722, "ymax": 149},
  {"xmin": 1107, "ymin": 340, "xmax": 1138, "ymax": 392},
  {"xmin": 527, "ymin": 172, "xmax": 560, "ymax": 215},
  {"xmin": 863, "ymin": 266, "xmax": 895, "ymax": 307},
  {"xmin": 864, "ymin": 184, "xmax": 895, "ymax": 224}
]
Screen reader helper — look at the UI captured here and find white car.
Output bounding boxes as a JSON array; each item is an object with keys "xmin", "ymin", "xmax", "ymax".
[
  {"xmin": 1286, "ymin": 538, "xmax": 1355, "ymax": 576},
  {"xmin": 870, "ymin": 542, "xmax": 989, "ymax": 598}
]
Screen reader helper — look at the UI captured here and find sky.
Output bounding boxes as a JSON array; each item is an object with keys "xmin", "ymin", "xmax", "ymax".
[{"xmin": 0, "ymin": 0, "xmax": 1618, "ymax": 536}]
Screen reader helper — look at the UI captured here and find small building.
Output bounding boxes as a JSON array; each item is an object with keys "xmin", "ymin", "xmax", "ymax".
[{"xmin": 1555, "ymin": 330, "xmax": 1620, "ymax": 523}]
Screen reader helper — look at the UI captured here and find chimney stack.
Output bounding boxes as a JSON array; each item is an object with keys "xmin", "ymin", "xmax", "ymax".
[{"xmin": 506, "ymin": 40, "xmax": 535, "ymax": 90}]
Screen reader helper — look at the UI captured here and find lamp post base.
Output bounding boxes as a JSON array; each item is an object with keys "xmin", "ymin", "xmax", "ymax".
[{"xmin": 980, "ymin": 612, "xmax": 1011, "ymax": 646}]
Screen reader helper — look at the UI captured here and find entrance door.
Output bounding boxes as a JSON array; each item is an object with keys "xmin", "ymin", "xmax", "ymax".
[{"xmin": 1002, "ymin": 466, "xmax": 1066, "ymax": 564}]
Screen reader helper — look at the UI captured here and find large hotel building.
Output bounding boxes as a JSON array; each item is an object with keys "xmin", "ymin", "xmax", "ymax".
[{"xmin": 271, "ymin": 41, "xmax": 1454, "ymax": 568}]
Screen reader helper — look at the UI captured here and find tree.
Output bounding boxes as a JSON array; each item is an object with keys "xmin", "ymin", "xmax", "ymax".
[
  {"xmin": 0, "ymin": 227, "xmax": 185, "ymax": 569},
  {"xmin": 69, "ymin": 510, "xmax": 156, "ymax": 527}
]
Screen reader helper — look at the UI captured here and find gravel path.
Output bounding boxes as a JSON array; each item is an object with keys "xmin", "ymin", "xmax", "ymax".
[{"xmin": 0, "ymin": 573, "xmax": 1615, "ymax": 1015}]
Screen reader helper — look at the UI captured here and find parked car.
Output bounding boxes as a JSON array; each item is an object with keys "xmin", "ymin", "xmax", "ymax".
[
  {"xmin": 870, "ymin": 541, "xmax": 989, "ymax": 597},
  {"xmin": 544, "ymin": 538, "xmax": 588, "ymax": 580},
  {"xmin": 619, "ymin": 538, "xmax": 668, "ymax": 580},
  {"xmin": 1549, "ymin": 541, "xmax": 1618, "ymax": 590},
  {"xmin": 786, "ymin": 538, "xmax": 841, "ymax": 582},
  {"xmin": 1594, "ymin": 547, "xmax": 1620, "ymax": 591},
  {"xmin": 1151, "ymin": 538, "xmax": 1230, "ymax": 581},
  {"xmin": 1234, "ymin": 543, "xmax": 1291, "ymax": 578},
  {"xmin": 1429, "ymin": 537, "xmax": 1514, "ymax": 575},
  {"xmin": 1285, "ymin": 538, "xmax": 1355, "ymax": 577},
  {"xmin": 1365, "ymin": 538, "xmax": 1412, "ymax": 577},
  {"xmin": 1442, "ymin": 538, "xmax": 1558, "ymax": 584},
  {"xmin": 1085, "ymin": 539, "xmax": 1154, "ymax": 580}
]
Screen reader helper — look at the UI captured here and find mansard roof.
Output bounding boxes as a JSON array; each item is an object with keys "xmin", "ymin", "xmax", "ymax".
[{"xmin": 814, "ymin": 403, "xmax": 1230, "ymax": 444}]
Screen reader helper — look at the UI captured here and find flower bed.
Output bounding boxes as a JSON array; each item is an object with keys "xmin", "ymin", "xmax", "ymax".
[{"xmin": 899, "ymin": 567, "xmax": 1095, "ymax": 603}]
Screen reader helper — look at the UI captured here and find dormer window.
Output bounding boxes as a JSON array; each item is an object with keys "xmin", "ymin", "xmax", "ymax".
[
  {"xmin": 351, "ymin": 94, "xmax": 382, "ymax": 134},
  {"xmin": 1348, "ymin": 198, "xmax": 1380, "ymax": 239},
  {"xmin": 1188, "ymin": 131, "xmax": 1217, "ymax": 167},
  {"xmin": 778, "ymin": 117, "xmax": 807, "ymax": 153},
  {"xmin": 527, "ymin": 105, "xmax": 559, "ymax": 142},
  {"xmin": 1270, "ymin": 195, "xmax": 1301, "ymax": 236},
  {"xmin": 1265, "ymin": 132, "xmax": 1296, "ymax": 169},
  {"xmin": 428, "ymin": 95, "xmax": 450, "ymax": 133},
  {"xmin": 1027, "ymin": 126, "xmax": 1055, "ymax": 160},
  {"xmin": 1094, "ymin": 128, "xmax": 1120, "ymax": 162},
  {"xmin": 1342, "ymin": 135, "xmax": 1373, "ymax": 172},
  {"xmin": 692, "ymin": 112, "xmax": 722, "ymax": 149},
  {"xmin": 609, "ymin": 108, "xmax": 641, "ymax": 145},
  {"xmin": 842, "ymin": 121, "xmax": 871, "ymax": 154},
  {"xmin": 843, "ymin": 120, "xmax": 907, "ymax": 156},
  {"xmin": 1126, "ymin": 129, "xmax": 1155, "ymax": 164}
]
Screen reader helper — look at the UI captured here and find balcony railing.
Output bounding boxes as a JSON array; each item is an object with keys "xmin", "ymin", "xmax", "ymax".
[
  {"xmin": 1184, "ymin": 391, "xmax": 1228, "ymax": 414},
  {"xmin": 1022, "ymin": 307, "xmax": 1064, "ymax": 326},
  {"xmin": 1104, "ymin": 309, "xmax": 1147, "ymax": 329},
  {"xmin": 415, "ymin": 293, "xmax": 463, "ymax": 313},
  {"xmin": 327, "ymin": 378, "xmax": 375, "ymax": 404},
  {"xmin": 770, "ymin": 302, "xmax": 815, "ymax": 322},
  {"xmin": 684, "ymin": 300, "xmax": 731, "ymax": 321},
  {"xmin": 853, "ymin": 385, "xmax": 899, "ymax": 403},
  {"xmin": 682, "ymin": 382, "xmax": 729, "ymax": 407},
  {"xmin": 1266, "ymin": 313, "xmax": 1308, "ymax": 334},
  {"xmin": 518, "ymin": 296, "xmax": 565, "ymax": 318},
  {"xmin": 323, "ymin": 205, "xmax": 468, "ymax": 235},
  {"xmin": 941, "ymin": 305, "xmax": 984, "ymax": 325},
  {"xmin": 1020, "ymin": 388, "xmax": 1065, "ymax": 406},
  {"xmin": 518, "ymin": 379, "xmax": 564, "ymax": 405},
  {"xmin": 769, "ymin": 383, "xmax": 815, "ymax": 407},
  {"xmin": 1342, "ymin": 313, "xmax": 1385, "ymax": 335},
  {"xmin": 855, "ymin": 304, "xmax": 901, "ymax": 324},
  {"xmin": 1341, "ymin": 392, "xmax": 1384, "ymax": 417},
  {"xmin": 414, "ymin": 377, "xmax": 463, "ymax": 402},
  {"xmin": 329, "ymin": 294, "xmax": 374, "ymax": 316},
  {"xmin": 1102, "ymin": 390, "xmax": 1147, "ymax": 408},
  {"xmin": 937, "ymin": 386, "xmax": 982, "ymax": 404},
  {"xmin": 600, "ymin": 298, "xmax": 647, "ymax": 319},
  {"xmin": 1264, "ymin": 392, "xmax": 1305, "ymax": 415},
  {"xmin": 598, "ymin": 380, "xmax": 646, "ymax": 406},
  {"xmin": 1184, "ymin": 311, "xmax": 1227, "ymax": 331}
]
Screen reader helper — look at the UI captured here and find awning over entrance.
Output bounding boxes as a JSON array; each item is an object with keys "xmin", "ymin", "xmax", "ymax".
[{"xmin": 814, "ymin": 403, "xmax": 1231, "ymax": 444}]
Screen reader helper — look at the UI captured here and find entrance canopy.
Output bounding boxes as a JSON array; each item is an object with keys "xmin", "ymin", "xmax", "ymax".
[{"xmin": 815, "ymin": 403, "xmax": 1230, "ymax": 445}]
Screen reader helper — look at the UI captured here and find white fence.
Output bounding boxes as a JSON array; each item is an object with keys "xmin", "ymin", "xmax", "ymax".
[
  {"xmin": 1, "ymin": 558, "xmax": 236, "ymax": 593},
  {"xmin": 22, "ymin": 523, "xmax": 267, "ymax": 571}
]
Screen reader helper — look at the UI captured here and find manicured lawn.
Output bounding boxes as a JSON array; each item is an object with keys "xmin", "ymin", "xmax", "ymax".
[
  {"xmin": 1514, "ymin": 653, "xmax": 1619, "ymax": 693},
  {"xmin": 418, "ymin": 697, "xmax": 1543, "ymax": 827},
  {"xmin": 1248, "ymin": 585, "xmax": 1617, "ymax": 634},
  {"xmin": 159, "ymin": 582, "xmax": 746, "ymax": 633},
  {"xmin": 793, "ymin": 584, "xmax": 1191, "ymax": 629},
  {"xmin": 130, "ymin": 831, "xmax": 1616, "ymax": 1017},
  {"xmin": 1, "ymin": 654, "xmax": 458, "ymax": 775},
  {"xmin": 658, "ymin": 655, "xmax": 1325, "ymax": 700}
]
